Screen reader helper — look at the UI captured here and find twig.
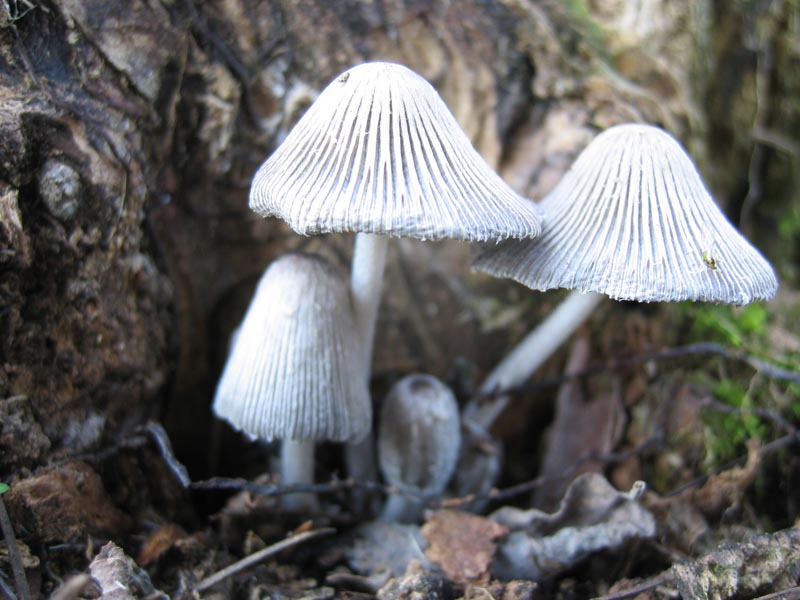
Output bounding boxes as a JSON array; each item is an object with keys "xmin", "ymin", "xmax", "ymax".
[
  {"xmin": 189, "ymin": 475, "xmax": 425, "ymax": 501},
  {"xmin": 478, "ymin": 341, "xmax": 800, "ymax": 402},
  {"xmin": 440, "ymin": 434, "xmax": 664, "ymax": 509},
  {"xmin": 0, "ymin": 492, "xmax": 31, "ymax": 600},
  {"xmin": 144, "ymin": 422, "xmax": 191, "ymax": 486},
  {"xmin": 590, "ymin": 572, "xmax": 674, "ymax": 600},
  {"xmin": 665, "ymin": 430, "xmax": 800, "ymax": 498},
  {"xmin": 698, "ymin": 394, "xmax": 795, "ymax": 434},
  {"xmin": 195, "ymin": 527, "xmax": 335, "ymax": 592},
  {"xmin": 444, "ymin": 426, "xmax": 800, "ymax": 509},
  {"xmin": 753, "ymin": 585, "xmax": 800, "ymax": 600},
  {"xmin": 0, "ymin": 574, "xmax": 17, "ymax": 600}
]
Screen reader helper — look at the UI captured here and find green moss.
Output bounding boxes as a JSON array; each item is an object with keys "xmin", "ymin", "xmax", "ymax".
[
  {"xmin": 687, "ymin": 303, "xmax": 769, "ymax": 348},
  {"xmin": 702, "ymin": 379, "xmax": 768, "ymax": 467}
]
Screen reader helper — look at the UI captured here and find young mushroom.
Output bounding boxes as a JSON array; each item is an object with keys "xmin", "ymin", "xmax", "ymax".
[
  {"xmin": 249, "ymin": 61, "xmax": 544, "ymax": 484},
  {"xmin": 378, "ymin": 374, "xmax": 461, "ymax": 523},
  {"xmin": 213, "ymin": 253, "xmax": 369, "ymax": 510}
]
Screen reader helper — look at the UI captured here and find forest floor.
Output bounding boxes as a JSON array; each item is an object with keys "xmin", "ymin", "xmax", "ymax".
[{"xmin": 2, "ymin": 285, "xmax": 799, "ymax": 600}]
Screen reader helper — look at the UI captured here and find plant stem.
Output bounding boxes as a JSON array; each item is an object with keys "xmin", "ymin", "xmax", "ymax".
[
  {"xmin": 381, "ymin": 492, "xmax": 425, "ymax": 524},
  {"xmin": 281, "ymin": 440, "xmax": 318, "ymax": 511}
]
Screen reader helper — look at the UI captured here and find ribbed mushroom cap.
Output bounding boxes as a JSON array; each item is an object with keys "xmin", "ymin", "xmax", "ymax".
[
  {"xmin": 250, "ymin": 61, "xmax": 543, "ymax": 242},
  {"xmin": 474, "ymin": 124, "xmax": 778, "ymax": 304},
  {"xmin": 213, "ymin": 254, "xmax": 370, "ymax": 442},
  {"xmin": 378, "ymin": 374, "xmax": 461, "ymax": 495}
]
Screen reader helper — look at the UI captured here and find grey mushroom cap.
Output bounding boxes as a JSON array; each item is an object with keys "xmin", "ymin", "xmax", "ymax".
[
  {"xmin": 378, "ymin": 374, "xmax": 461, "ymax": 495},
  {"xmin": 250, "ymin": 61, "xmax": 543, "ymax": 242},
  {"xmin": 213, "ymin": 253, "xmax": 370, "ymax": 442},
  {"xmin": 474, "ymin": 124, "xmax": 778, "ymax": 304}
]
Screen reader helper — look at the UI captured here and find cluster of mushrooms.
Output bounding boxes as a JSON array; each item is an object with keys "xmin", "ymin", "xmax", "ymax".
[{"xmin": 212, "ymin": 62, "xmax": 778, "ymax": 520}]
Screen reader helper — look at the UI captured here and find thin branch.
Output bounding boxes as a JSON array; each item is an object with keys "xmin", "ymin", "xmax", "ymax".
[
  {"xmin": 0, "ymin": 493, "xmax": 31, "ymax": 600},
  {"xmin": 664, "ymin": 430, "xmax": 800, "ymax": 498},
  {"xmin": 753, "ymin": 586, "xmax": 800, "ymax": 600},
  {"xmin": 590, "ymin": 572, "xmax": 674, "ymax": 600},
  {"xmin": 477, "ymin": 341, "xmax": 800, "ymax": 403},
  {"xmin": 189, "ymin": 475, "xmax": 423, "ymax": 500},
  {"xmin": 698, "ymin": 394, "xmax": 795, "ymax": 434},
  {"xmin": 443, "ymin": 427, "xmax": 799, "ymax": 509},
  {"xmin": 144, "ymin": 422, "xmax": 191, "ymax": 487},
  {"xmin": 195, "ymin": 528, "xmax": 335, "ymax": 592},
  {"xmin": 439, "ymin": 435, "xmax": 664, "ymax": 510}
]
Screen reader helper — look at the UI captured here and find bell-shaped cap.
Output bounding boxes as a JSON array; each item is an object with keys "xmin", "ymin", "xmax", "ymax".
[
  {"xmin": 213, "ymin": 254, "xmax": 370, "ymax": 442},
  {"xmin": 474, "ymin": 124, "xmax": 778, "ymax": 304},
  {"xmin": 378, "ymin": 374, "xmax": 461, "ymax": 495},
  {"xmin": 250, "ymin": 61, "xmax": 542, "ymax": 242}
]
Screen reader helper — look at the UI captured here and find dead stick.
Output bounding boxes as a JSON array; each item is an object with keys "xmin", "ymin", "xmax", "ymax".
[
  {"xmin": 479, "ymin": 341, "xmax": 800, "ymax": 403},
  {"xmin": 0, "ymin": 493, "xmax": 32, "ymax": 600},
  {"xmin": 753, "ymin": 585, "xmax": 800, "ymax": 600},
  {"xmin": 196, "ymin": 527, "xmax": 335, "ymax": 592},
  {"xmin": 590, "ymin": 573, "xmax": 673, "ymax": 600}
]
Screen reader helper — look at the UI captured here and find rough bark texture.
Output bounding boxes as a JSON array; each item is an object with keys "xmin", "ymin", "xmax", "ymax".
[{"xmin": 0, "ymin": 0, "xmax": 796, "ymax": 548}]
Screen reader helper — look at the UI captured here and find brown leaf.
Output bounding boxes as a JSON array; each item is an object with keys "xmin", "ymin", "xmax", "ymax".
[
  {"xmin": 534, "ymin": 337, "xmax": 626, "ymax": 510},
  {"xmin": 422, "ymin": 510, "xmax": 508, "ymax": 585}
]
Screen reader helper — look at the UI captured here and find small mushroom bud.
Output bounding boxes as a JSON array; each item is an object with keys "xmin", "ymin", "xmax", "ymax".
[{"xmin": 378, "ymin": 374, "xmax": 461, "ymax": 523}]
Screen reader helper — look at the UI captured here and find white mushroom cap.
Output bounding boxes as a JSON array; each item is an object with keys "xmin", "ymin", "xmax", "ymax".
[
  {"xmin": 250, "ymin": 62, "xmax": 543, "ymax": 242},
  {"xmin": 474, "ymin": 124, "xmax": 778, "ymax": 304},
  {"xmin": 378, "ymin": 374, "xmax": 461, "ymax": 496},
  {"xmin": 213, "ymin": 254, "xmax": 370, "ymax": 442}
]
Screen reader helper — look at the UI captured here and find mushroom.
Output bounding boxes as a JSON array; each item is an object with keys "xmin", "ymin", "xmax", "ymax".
[
  {"xmin": 213, "ymin": 253, "xmax": 369, "ymax": 509},
  {"xmin": 378, "ymin": 374, "xmax": 461, "ymax": 523},
  {"xmin": 474, "ymin": 123, "xmax": 778, "ymax": 304},
  {"xmin": 460, "ymin": 123, "xmax": 778, "ymax": 500},
  {"xmin": 472, "ymin": 123, "xmax": 778, "ymax": 406},
  {"xmin": 249, "ymin": 61, "xmax": 543, "ymax": 484}
]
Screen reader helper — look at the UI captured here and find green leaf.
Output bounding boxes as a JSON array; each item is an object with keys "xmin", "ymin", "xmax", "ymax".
[{"xmin": 0, "ymin": 483, "xmax": 9, "ymax": 495}]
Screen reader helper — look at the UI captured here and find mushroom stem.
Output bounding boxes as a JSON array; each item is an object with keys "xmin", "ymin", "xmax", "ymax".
[
  {"xmin": 350, "ymin": 232, "xmax": 390, "ymax": 371},
  {"xmin": 345, "ymin": 233, "xmax": 390, "ymax": 492},
  {"xmin": 381, "ymin": 492, "xmax": 426, "ymax": 524},
  {"xmin": 466, "ymin": 291, "xmax": 603, "ymax": 431},
  {"xmin": 281, "ymin": 439, "xmax": 319, "ymax": 511}
]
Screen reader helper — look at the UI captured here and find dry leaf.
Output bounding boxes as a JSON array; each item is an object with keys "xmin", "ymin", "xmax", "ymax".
[
  {"xmin": 422, "ymin": 510, "xmax": 508, "ymax": 585},
  {"xmin": 534, "ymin": 337, "xmax": 626, "ymax": 510}
]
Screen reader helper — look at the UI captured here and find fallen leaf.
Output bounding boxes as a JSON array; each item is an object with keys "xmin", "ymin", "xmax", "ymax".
[
  {"xmin": 534, "ymin": 337, "xmax": 626, "ymax": 510},
  {"xmin": 422, "ymin": 510, "xmax": 508, "ymax": 585}
]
